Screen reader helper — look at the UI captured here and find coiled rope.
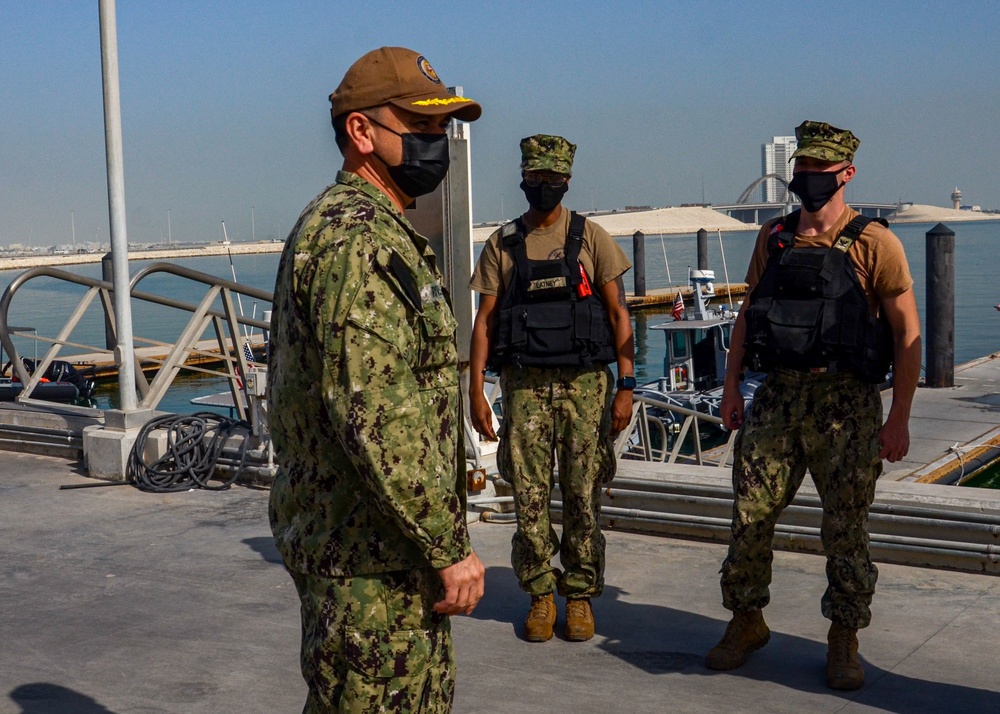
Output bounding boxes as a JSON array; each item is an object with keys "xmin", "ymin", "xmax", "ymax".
[{"xmin": 128, "ymin": 412, "xmax": 251, "ymax": 493}]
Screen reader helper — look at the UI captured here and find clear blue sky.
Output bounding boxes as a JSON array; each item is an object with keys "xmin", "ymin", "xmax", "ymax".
[{"xmin": 2, "ymin": 1, "xmax": 999, "ymax": 247}]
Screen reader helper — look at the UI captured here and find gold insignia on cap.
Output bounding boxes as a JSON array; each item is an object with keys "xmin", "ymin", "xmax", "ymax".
[
  {"xmin": 411, "ymin": 96, "xmax": 474, "ymax": 107},
  {"xmin": 416, "ymin": 56, "xmax": 442, "ymax": 85}
]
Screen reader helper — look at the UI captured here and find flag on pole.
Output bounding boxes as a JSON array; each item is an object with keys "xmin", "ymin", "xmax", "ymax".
[
  {"xmin": 672, "ymin": 291, "xmax": 684, "ymax": 321},
  {"xmin": 243, "ymin": 341, "xmax": 255, "ymax": 365}
]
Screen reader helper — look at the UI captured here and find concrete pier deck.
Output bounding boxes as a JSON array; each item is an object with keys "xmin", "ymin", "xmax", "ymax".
[
  {"xmin": 2, "ymin": 451, "xmax": 999, "ymax": 713},
  {"xmin": 883, "ymin": 352, "xmax": 1000, "ymax": 482}
]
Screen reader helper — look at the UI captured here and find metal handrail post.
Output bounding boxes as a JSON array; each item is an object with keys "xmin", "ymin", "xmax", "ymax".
[
  {"xmin": 99, "ymin": 0, "xmax": 138, "ymax": 412},
  {"xmin": 138, "ymin": 286, "xmax": 221, "ymax": 410},
  {"xmin": 15, "ymin": 288, "xmax": 101, "ymax": 410}
]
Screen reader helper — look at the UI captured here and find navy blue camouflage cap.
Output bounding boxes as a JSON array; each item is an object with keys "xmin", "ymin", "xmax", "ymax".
[
  {"xmin": 520, "ymin": 134, "xmax": 576, "ymax": 175},
  {"xmin": 790, "ymin": 120, "xmax": 860, "ymax": 163}
]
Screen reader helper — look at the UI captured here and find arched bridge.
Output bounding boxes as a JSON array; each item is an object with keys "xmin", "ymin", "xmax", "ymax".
[{"xmin": 737, "ymin": 174, "xmax": 789, "ymax": 204}]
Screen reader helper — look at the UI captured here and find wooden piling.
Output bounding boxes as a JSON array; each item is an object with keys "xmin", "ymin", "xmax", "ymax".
[
  {"xmin": 925, "ymin": 223, "xmax": 955, "ymax": 388},
  {"xmin": 633, "ymin": 230, "xmax": 646, "ymax": 297}
]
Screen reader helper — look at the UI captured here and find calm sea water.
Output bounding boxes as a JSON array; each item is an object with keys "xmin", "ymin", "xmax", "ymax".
[{"xmin": 2, "ymin": 220, "xmax": 998, "ymax": 412}]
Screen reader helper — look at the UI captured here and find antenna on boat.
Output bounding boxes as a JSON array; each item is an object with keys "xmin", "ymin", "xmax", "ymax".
[
  {"xmin": 221, "ymin": 221, "xmax": 249, "ymax": 339},
  {"xmin": 659, "ymin": 234, "xmax": 671, "ymax": 284},
  {"xmin": 717, "ymin": 229, "xmax": 733, "ymax": 312}
]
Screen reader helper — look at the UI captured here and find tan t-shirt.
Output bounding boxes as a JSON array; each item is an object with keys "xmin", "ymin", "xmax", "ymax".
[
  {"xmin": 470, "ymin": 208, "xmax": 631, "ymax": 296},
  {"xmin": 746, "ymin": 207, "xmax": 913, "ymax": 315}
]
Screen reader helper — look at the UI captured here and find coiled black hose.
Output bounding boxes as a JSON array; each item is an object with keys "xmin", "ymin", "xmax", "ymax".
[{"xmin": 128, "ymin": 412, "xmax": 251, "ymax": 493}]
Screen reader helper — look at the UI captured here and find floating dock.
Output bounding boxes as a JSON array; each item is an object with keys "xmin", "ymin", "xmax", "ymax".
[
  {"xmin": 56, "ymin": 338, "xmax": 267, "ymax": 380},
  {"xmin": 626, "ymin": 283, "xmax": 748, "ymax": 310}
]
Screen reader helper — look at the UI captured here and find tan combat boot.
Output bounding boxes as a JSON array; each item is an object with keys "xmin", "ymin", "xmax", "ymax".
[
  {"xmin": 827, "ymin": 622, "xmax": 864, "ymax": 690},
  {"xmin": 565, "ymin": 598, "xmax": 595, "ymax": 642},
  {"xmin": 705, "ymin": 610, "xmax": 770, "ymax": 670},
  {"xmin": 523, "ymin": 593, "xmax": 557, "ymax": 642}
]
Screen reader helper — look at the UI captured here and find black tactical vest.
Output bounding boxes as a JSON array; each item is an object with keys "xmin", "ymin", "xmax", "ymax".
[
  {"xmin": 489, "ymin": 212, "xmax": 616, "ymax": 370},
  {"xmin": 742, "ymin": 211, "xmax": 894, "ymax": 384}
]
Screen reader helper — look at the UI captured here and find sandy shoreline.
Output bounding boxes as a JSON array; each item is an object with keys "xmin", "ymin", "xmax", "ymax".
[
  {"xmin": 0, "ymin": 241, "xmax": 285, "ymax": 271},
  {"xmin": 3, "ymin": 204, "xmax": 996, "ymax": 272}
]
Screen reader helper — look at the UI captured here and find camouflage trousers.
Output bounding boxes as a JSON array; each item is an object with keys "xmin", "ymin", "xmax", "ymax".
[
  {"xmin": 498, "ymin": 365, "xmax": 615, "ymax": 599},
  {"xmin": 291, "ymin": 567, "xmax": 454, "ymax": 713},
  {"xmin": 721, "ymin": 368, "xmax": 883, "ymax": 629}
]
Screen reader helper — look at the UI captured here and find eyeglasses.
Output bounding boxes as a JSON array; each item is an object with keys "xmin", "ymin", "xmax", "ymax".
[{"xmin": 523, "ymin": 173, "xmax": 568, "ymax": 188}]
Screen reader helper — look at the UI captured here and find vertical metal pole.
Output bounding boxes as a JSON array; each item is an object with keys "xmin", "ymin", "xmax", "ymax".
[
  {"xmin": 925, "ymin": 223, "xmax": 955, "ymax": 388},
  {"xmin": 99, "ymin": 0, "xmax": 138, "ymax": 411},
  {"xmin": 697, "ymin": 228, "xmax": 708, "ymax": 270},
  {"xmin": 632, "ymin": 230, "xmax": 646, "ymax": 297}
]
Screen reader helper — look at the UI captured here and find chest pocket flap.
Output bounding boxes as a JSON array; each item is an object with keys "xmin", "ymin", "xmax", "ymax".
[{"xmin": 348, "ymin": 248, "xmax": 456, "ymax": 346}]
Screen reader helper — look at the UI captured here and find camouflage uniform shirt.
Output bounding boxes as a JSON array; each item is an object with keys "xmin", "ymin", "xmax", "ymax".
[{"xmin": 268, "ymin": 170, "xmax": 471, "ymax": 577}]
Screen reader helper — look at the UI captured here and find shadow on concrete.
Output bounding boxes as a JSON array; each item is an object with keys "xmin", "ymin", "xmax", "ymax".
[
  {"xmin": 9, "ymin": 683, "xmax": 120, "ymax": 714},
  {"xmin": 242, "ymin": 536, "xmax": 284, "ymax": 564},
  {"xmin": 470, "ymin": 565, "xmax": 1000, "ymax": 714}
]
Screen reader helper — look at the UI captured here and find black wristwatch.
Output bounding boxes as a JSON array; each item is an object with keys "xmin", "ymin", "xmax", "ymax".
[{"xmin": 616, "ymin": 375, "xmax": 636, "ymax": 390}]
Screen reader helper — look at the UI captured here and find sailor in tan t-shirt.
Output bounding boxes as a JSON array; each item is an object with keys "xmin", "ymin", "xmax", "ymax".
[
  {"xmin": 706, "ymin": 120, "xmax": 922, "ymax": 692},
  {"xmin": 469, "ymin": 134, "xmax": 634, "ymax": 645}
]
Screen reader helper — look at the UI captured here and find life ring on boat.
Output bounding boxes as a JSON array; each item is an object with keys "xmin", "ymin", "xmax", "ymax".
[{"xmin": 672, "ymin": 366, "xmax": 688, "ymax": 389}]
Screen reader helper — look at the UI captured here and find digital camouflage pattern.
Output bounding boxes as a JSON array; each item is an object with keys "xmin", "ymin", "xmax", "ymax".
[
  {"xmin": 519, "ymin": 134, "xmax": 576, "ymax": 175},
  {"xmin": 790, "ymin": 120, "xmax": 861, "ymax": 163},
  {"xmin": 293, "ymin": 567, "xmax": 454, "ymax": 713},
  {"xmin": 721, "ymin": 368, "xmax": 882, "ymax": 629},
  {"xmin": 267, "ymin": 170, "xmax": 470, "ymax": 708},
  {"xmin": 498, "ymin": 365, "xmax": 615, "ymax": 598},
  {"xmin": 268, "ymin": 170, "xmax": 470, "ymax": 577}
]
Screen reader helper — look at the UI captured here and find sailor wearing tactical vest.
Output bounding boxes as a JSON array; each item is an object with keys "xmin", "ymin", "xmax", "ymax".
[
  {"xmin": 469, "ymin": 134, "xmax": 635, "ymax": 643},
  {"xmin": 706, "ymin": 121, "xmax": 922, "ymax": 691}
]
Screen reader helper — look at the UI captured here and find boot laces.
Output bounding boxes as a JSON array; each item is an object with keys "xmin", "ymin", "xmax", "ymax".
[
  {"xmin": 830, "ymin": 628, "xmax": 856, "ymax": 663},
  {"xmin": 528, "ymin": 597, "xmax": 554, "ymax": 622}
]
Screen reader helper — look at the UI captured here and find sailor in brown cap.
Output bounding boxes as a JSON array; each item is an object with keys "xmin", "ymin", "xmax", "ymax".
[{"xmin": 268, "ymin": 47, "xmax": 483, "ymax": 711}]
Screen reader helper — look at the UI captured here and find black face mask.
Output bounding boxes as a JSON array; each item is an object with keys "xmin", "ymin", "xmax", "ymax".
[
  {"xmin": 520, "ymin": 180, "xmax": 568, "ymax": 213},
  {"xmin": 368, "ymin": 117, "xmax": 450, "ymax": 198},
  {"xmin": 788, "ymin": 170, "xmax": 846, "ymax": 213}
]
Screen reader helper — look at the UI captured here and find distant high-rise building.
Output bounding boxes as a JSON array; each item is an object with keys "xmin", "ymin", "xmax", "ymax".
[{"xmin": 762, "ymin": 136, "xmax": 797, "ymax": 203}]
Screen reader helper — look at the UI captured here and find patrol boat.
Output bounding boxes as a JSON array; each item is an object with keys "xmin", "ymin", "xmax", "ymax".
[{"xmin": 634, "ymin": 269, "xmax": 762, "ymax": 435}]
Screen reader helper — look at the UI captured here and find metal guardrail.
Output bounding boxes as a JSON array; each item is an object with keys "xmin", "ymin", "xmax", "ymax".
[
  {"xmin": 615, "ymin": 392, "xmax": 736, "ymax": 467},
  {"xmin": 0, "ymin": 262, "xmax": 272, "ymax": 426},
  {"xmin": 471, "ymin": 375, "xmax": 734, "ymax": 469},
  {"xmin": 597, "ymin": 477, "xmax": 1000, "ymax": 576}
]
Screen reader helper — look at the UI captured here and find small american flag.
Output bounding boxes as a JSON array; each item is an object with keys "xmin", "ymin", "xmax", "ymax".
[
  {"xmin": 672, "ymin": 291, "xmax": 684, "ymax": 321},
  {"xmin": 243, "ymin": 341, "xmax": 255, "ymax": 365}
]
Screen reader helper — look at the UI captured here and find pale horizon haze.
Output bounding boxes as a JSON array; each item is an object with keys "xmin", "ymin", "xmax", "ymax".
[{"xmin": 2, "ymin": 1, "xmax": 999, "ymax": 248}]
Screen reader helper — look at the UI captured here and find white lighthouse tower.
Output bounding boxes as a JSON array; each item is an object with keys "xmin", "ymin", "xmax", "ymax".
[{"xmin": 951, "ymin": 187, "xmax": 962, "ymax": 210}]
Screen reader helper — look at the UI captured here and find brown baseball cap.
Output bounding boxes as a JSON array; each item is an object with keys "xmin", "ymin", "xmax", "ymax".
[{"xmin": 329, "ymin": 46, "xmax": 482, "ymax": 122}]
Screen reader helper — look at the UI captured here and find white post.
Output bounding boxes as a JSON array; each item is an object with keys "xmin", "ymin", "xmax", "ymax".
[{"xmin": 98, "ymin": 0, "xmax": 137, "ymax": 412}]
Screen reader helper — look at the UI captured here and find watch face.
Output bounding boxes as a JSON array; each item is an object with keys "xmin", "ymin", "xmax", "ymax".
[{"xmin": 618, "ymin": 376, "xmax": 636, "ymax": 390}]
